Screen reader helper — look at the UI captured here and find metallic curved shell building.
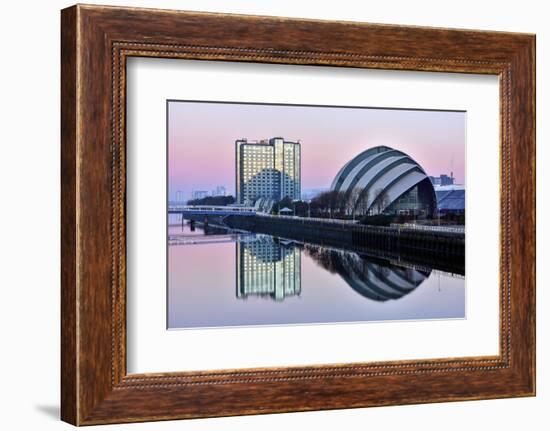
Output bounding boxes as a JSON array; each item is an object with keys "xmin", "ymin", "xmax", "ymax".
[{"xmin": 330, "ymin": 146, "xmax": 437, "ymax": 216}]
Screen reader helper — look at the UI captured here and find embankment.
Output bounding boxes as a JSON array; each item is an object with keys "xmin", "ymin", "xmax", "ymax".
[{"xmin": 224, "ymin": 214, "xmax": 464, "ymax": 275}]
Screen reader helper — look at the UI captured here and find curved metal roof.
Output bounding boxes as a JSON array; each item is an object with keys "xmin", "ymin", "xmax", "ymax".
[{"xmin": 331, "ymin": 146, "xmax": 435, "ymax": 214}]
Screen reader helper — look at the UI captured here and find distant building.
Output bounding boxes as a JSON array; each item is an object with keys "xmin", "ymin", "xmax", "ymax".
[
  {"xmin": 434, "ymin": 184, "xmax": 465, "ymax": 214},
  {"xmin": 236, "ymin": 236, "xmax": 301, "ymax": 302},
  {"xmin": 212, "ymin": 185, "xmax": 226, "ymax": 197},
  {"xmin": 192, "ymin": 190, "xmax": 209, "ymax": 200},
  {"xmin": 429, "ymin": 172, "xmax": 455, "ymax": 186},
  {"xmin": 235, "ymin": 137, "xmax": 301, "ymax": 204},
  {"xmin": 301, "ymin": 188, "xmax": 325, "ymax": 201}
]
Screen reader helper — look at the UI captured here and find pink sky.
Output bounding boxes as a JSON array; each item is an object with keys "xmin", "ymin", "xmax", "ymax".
[{"xmin": 168, "ymin": 101, "xmax": 465, "ymax": 200}]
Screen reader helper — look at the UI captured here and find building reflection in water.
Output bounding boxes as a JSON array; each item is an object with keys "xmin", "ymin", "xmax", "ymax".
[
  {"xmin": 304, "ymin": 245, "xmax": 431, "ymax": 302},
  {"xmin": 236, "ymin": 236, "xmax": 301, "ymax": 301},
  {"xmin": 234, "ymin": 235, "xmax": 432, "ymax": 303}
]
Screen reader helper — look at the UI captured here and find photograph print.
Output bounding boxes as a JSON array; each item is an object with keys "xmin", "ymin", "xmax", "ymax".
[{"xmin": 167, "ymin": 100, "xmax": 465, "ymax": 330}]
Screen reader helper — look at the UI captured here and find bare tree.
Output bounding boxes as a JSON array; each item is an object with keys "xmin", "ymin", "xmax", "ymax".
[
  {"xmin": 379, "ymin": 190, "xmax": 391, "ymax": 213},
  {"xmin": 328, "ymin": 190, "xmax": 346, "ymax": 217},
  {"xmin": 346, "ymin": 188, "xmax": 361, "ymax": 218},
  {"xmin": 354, "ymin": 188, "xmax": 370, "ymax": 217},
  {"xmin": 311, "ymin": 190, "xmax": 349, "ymax": 218},
  {"xmin": 314, "ymin": 191, "xmax": 332, "ymax": 216},
  {"xmin": 373, "ymin": 188, "xmax": 391, "ymax": 215}
]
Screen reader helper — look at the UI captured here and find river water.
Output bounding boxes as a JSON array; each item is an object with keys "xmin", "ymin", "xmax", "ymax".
[{"xmin": 168, "ymin": 218, "xmax": 465, "ymax": 329}]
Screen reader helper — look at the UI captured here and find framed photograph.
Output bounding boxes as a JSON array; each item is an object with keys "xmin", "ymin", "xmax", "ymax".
[
  {"xmin": 164, "ymin": 100, "xmax": 467, "ymax": 330},
  {"xmin": 61, "ymin": 4, "xmax": 535, "ymax": 425}
]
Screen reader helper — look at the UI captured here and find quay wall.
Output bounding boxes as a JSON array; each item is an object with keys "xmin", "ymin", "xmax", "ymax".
[{"xmin": 225, "ymin": 214, "xmax": 465, "ymax": 274}]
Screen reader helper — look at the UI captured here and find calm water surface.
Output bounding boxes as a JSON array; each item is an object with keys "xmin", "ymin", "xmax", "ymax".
[{"xmin": 168, "ymin": 217, "xmax": 465, "ymax": 329}]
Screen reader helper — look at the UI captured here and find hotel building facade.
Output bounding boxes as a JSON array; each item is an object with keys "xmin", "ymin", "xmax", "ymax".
[
  {"xmin": 235, "ymin": 137, "xmax": 301, "ymax": 204},
  {"xmin": 236, "ymin": 236, "xmax": 301, "ymax": 302}
]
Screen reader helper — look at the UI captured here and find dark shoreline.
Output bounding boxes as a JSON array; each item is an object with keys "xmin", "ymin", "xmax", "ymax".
[{"xmin": 223, "ymin": 214, "xmax": 465, "ymax": 275}]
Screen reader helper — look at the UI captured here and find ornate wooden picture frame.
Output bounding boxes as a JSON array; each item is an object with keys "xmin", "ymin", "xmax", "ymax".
[{"xmin": 61, "ymin": 4, "xmax": 535, "ymax": 425}]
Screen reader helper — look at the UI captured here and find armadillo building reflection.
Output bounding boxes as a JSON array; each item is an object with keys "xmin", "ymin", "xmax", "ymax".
[
  {"xmin": 236, "ymin": 236, "xmax": 301, "ymax": 301},
  {"xmin": 305, "ymin": 245, "xmax": 430, "ymax": 301}
]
